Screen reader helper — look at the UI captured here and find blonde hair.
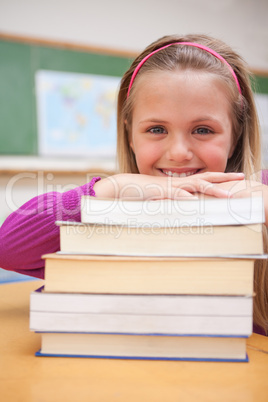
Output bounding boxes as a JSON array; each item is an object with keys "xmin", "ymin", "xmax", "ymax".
[{"xmin": 116, "ymin": 34, "xmax": 268, "ymax": 334}]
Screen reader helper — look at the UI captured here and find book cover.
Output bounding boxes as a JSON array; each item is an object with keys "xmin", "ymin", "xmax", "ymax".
[{"xmin": 35, "ymin": 350, "xmax": 249, "ymax": 363}]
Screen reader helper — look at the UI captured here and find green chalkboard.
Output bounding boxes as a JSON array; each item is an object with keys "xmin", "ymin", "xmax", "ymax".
[
  {"xmin": 254, "ymin": 75, "xmax": 268, "ymax": 94},
  {"xmin": 0, "ymin": 37, "xmax": 268, "ymax": 155},
  {"xmin": 0, "ymin": 38, "xmax": 133, "ymax": 155}
]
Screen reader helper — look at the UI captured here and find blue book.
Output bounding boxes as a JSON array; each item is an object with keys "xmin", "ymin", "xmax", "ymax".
[{"xmin": 35, "ymin": 332, "xmax": 249, "ymax": 362}]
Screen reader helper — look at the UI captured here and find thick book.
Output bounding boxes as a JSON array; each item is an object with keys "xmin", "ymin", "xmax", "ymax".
[
  {"xmin": 43, "ymin": 253, "xmax": 256, "ymax": 295},
  {"xmin": 81, "ymin": 196, "xmax": 264, "ymax": 227},
  {"xmin": 57, "ymin": 221, "xmax": 264, "ymax": 257},
  {"xmin": 30, "ymin": 288, "xmax": 253, "ymax": 336},
  {"xmin": 62, "ymin": 196, "xmax": 264, "ymax": 257},
  {"xmin": 35, "ymin": 332, "xmax": 249, "ymax": 362}
]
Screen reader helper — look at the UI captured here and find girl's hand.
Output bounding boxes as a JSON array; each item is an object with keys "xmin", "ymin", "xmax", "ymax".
[{"xmin": 93, "ymin": 172, "xmax": 245, "ymax": 200}]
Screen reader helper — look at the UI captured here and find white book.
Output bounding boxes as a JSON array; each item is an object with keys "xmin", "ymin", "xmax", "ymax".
[
  {"xmin": 30, "ymin": 288, "xmax": 253, "ymax": 336},
  {"xmin": 81, "ymin": 196, "xmax": 264, "ymax": 227}
]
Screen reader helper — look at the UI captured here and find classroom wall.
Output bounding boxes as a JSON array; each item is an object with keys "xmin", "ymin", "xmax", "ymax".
[{"xmin": 0, "ymin": 0, "xmax": 268, "ymax": 71}]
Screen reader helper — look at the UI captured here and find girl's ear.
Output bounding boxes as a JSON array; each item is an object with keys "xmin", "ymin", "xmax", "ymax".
[
  {"xmin": 228, "ymin": 139, "xmax": 237, "ymax": 159},
  {"xmin": 129, "ymin": 139, "xmax": 134, "ymax": 153},
  {"xmin": 125, "ymin": 119, "xmax": 135, "ymax": 153},
  {"xmin": 228, "ymin": 146, "xmax": 235, "ymax": 159}
]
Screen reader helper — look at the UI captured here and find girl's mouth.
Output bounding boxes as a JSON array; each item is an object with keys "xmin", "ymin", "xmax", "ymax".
[{"xmin": 161, "ymin": 169, "xmax": 200, "ymax": 177}]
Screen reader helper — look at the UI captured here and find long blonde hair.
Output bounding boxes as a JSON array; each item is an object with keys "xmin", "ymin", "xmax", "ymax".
[{"xmin": 116, "ymin": 34, "xmax": 268, "ymax": 334}]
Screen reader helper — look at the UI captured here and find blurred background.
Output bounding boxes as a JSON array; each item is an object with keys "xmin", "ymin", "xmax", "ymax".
[
  {"xmin": 0, "ymin": 0, "xmax": 268, "ymax": 281},
  {"xmin": 1, "ymin": 0, "xmax": 268, "ymax": 68}
]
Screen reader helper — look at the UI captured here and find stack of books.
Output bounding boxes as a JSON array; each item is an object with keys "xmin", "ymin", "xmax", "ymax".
[{"xmin": 30, "ymin": 196, "xmax": 265, "ymax": 361}]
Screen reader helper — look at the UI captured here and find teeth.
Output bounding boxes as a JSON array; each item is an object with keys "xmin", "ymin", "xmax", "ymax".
[{"xmin": 162, "ymin": 170, "xmax": 197, "ymax": 178}]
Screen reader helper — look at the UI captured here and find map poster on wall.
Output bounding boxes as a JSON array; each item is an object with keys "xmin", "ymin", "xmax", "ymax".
[{"xmin": 35, "ymin": 70, "xmax": 121, "ymax": 158}]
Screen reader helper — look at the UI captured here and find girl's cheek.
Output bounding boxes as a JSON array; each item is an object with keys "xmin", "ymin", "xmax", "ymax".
[{"xmin": 204, "ymin": 150, "xmax": 229, "ymax": 171}]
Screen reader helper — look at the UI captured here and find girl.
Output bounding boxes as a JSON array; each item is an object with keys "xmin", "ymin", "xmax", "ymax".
[{"xmin": 0, "ymin": 34, "xmax": 267, "ymax": 334}]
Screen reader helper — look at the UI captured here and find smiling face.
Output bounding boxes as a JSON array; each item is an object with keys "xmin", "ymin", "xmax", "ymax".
[{"xmin": 129, "ymin": 70, "xmax": 235, "ymax": 177}]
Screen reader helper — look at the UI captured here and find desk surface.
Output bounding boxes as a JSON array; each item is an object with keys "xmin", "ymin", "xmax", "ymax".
[{"xmin": 1, "ymin": 281, "xmax": 268, "ymax": 402}]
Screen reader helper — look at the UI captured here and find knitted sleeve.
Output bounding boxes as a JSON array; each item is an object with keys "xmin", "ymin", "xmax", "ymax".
[{"xmin": 0, "ymin": 177, "xmax": 101, "ymax": 279}]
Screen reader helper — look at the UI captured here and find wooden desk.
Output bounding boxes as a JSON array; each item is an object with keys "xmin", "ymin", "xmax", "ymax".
[{"xmin": 1, "ymin": 281, "xmax": 268, "ymax": 402}]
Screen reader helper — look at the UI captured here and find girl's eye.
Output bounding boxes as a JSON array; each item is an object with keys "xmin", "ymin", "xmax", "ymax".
[
  {"xmin": 148, "ymin": 126, "xmax": 166, "ymax": 134},
  {"xmin": 194, "ymin": 127, "xmax": 213, "ymax": 135}
]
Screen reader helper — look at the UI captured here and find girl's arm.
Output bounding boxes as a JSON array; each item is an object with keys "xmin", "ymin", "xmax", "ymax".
[
  {"xmin": 0, "ymin": 178, "xmax": 100, "ymax": 279},
  {"xmin": 93, "ymin": 172, "xmax": 245, "ymax": 200}
]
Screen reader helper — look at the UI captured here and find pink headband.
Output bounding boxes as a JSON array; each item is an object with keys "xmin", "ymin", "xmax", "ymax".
[{"xmin": 127, "ymin": 42, "xmax": 242, "ymax": 98}]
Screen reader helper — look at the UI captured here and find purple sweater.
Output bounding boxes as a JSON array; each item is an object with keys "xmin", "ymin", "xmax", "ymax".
[{"xmin": 0, "ymin": 177, "xmax": 100, "ymax": 279}]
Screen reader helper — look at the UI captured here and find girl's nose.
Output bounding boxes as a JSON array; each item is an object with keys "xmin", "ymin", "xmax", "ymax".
[{"xmin": 166, "ymin": 135, "xmax": 193, "ymax": 162}]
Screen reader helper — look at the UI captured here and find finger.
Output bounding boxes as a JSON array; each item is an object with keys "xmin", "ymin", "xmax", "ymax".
[
  {"xmin": 173, "ymin": 179, "xmax": 231, "ymax": 198},
  {"xmin": 196, "ymin": 172, "xmax": 245, "ymax": 183},
  {"xmin": 193, "ymin": 181, "xmax": 232, "ymax": 198}
]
